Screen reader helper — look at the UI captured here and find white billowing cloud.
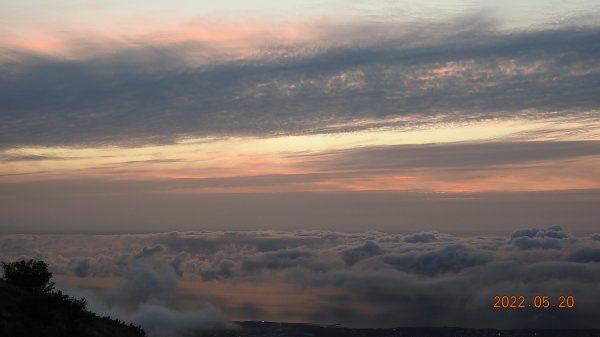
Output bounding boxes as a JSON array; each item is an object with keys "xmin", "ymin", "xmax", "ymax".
[
  {"xmin": 1, "ymin": 226, "xmax": 600, "ymax": 329},
  {"xmin": 341, "ymin": 241, "xmax": 381, "ymax": 266},
  {"xmin": 104, "ymin": 265, "xmax": 178, "ymax": 308},
  {"xmin": 129, "ymin": 303, "xmax": 231, "ymax": 337},
  {"xmin": 403, "ymin": 232, "xmax": 438, "ymax": 243},
  {"xmin": 77, "ymin": 262, "xmax": 231, "ymax": 337}
]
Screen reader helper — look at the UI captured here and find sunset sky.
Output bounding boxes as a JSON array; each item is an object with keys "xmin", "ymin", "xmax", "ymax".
[
  {"xmin": 1, "ymin": 2, "xmax": 600, "ymax": 334},
  {"xmin": 1, "ymin": 0, "xmax": 600, "ymax": 234}
]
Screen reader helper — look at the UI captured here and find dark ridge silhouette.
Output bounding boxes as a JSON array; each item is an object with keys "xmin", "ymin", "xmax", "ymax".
[
  {"xmin": 0, "ymin": 259, "xmax": 146, "ymax": 337},
  {"xmin": 195, "ymin": 321, "xmax": 600, "ymax": 337}
]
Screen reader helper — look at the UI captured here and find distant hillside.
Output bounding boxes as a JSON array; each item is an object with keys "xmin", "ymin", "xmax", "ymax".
[
  {"xmin": 0, "ymin": 279, "xmax": 146, "ymax": 337},
  {"xmin": 197, "ymin": 321, "xmax": 600, "ymax": 337}
]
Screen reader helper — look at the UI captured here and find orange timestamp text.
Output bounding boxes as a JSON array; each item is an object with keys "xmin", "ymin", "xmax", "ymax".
[{"xmin": 493, "ymin": 295, "xmax": 575, "ymax": 309}]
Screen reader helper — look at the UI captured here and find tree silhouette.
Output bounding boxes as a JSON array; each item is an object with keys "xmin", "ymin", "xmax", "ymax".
[
  {"xmin": 0, "ymin": 259, "xmax": 147, "ymax": 336},
  {"xmin": 1, "ymin": 259, "xmax": 54, "ymax": 292}
]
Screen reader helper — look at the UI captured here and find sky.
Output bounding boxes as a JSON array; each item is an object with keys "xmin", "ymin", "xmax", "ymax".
[
  {"xmin": 1, "ymin": 0, "xmax": 599, "ymax": 234},
  {"xmin": 0, "ymin": 1, "xmax": 600, "ymax": 334}
]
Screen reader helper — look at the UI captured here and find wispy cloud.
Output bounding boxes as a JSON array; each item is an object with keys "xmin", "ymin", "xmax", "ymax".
[
  {"xmin": 1, "ymin": 17, "xmax": 599, "ymax": 148},
  {"xmin": 2, "ymin": 140, "xmax": 599, "ymax": 194},
  {"xmin": 295, "ymin": 141, "xmax": 600, "ymax": 172}
]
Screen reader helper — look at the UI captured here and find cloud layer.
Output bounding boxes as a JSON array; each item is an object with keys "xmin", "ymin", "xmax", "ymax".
[
  {"xmin": 1, "ymin": 227, "xmax": 600, "ymax": 333},
  {"xmin": 1, "ymin": 18, "xmax": 599, "ymax": 148}
]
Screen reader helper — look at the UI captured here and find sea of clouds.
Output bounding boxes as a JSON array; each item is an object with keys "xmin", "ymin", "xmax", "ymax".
[{"xmin": 1, "ymin": 226, "xmax": 600, "ymax": 336}]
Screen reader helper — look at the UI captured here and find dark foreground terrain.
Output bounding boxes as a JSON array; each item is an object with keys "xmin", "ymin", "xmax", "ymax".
[
  {"xmin": 2, "ymin": 280, "xmax": 599, "ymax": 337},
  {"xmin": 200, "ymin": 321, "xmax": 600, "ymax": 337},
  {"xmin": 0, "ymin": 279, "xmax": 146, "ymax": 337}
]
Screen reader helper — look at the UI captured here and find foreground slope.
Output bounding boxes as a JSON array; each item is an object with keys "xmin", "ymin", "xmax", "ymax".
[
  {"xmin": 199, "ymin": 321, "xmax": 600, "ymax": 337},
  {"xmin": 0, "ymin": 279, "xmax": 146, "ymax": 337}
]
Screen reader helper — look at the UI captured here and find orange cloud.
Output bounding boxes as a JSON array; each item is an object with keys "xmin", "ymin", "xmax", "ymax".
[
  {"xmin": 1, "ymin": 37, "xmax": 69, "ymax": 56},
  {"xmin": 0, "ymin": 19, "xmax": 321, "ymax": 62}
]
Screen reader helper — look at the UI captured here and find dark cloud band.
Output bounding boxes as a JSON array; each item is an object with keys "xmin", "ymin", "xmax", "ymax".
[{"xmin": 1, "ymin": 23, "xmax": 599, "ymax": 148}]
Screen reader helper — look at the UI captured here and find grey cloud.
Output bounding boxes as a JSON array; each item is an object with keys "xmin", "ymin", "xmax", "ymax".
[
  {"xmin": 129, "ymin": 303, "xmax": 231, "ymax": 337},
  {"xmin": 510, "ymin": 226, "xmax": 571, "ymax": 250},
  {"xmin": 160, "ymin": 231, "xmax": 325, "ymax": 254},
  {"xmin": 242, "ymin": 249, "xmax": 312, "ymax": 272},
  {"xmin": 0, "ymin": 22, "xmax": 599, "ymax": 148},
  {"xmin": 0, "ymin": 170, "xmax": 49, "ymax": 177},
  {"xmin": 510, "ymin": 228, "xmax": 542, "ymax": 239},
  {"xmin": 302, "ymin": 260, "xmax": 600, "ymax": 328},
  {"xmin": 377, "ymin": 236, "xmax": 401, "ymax": 243},
  {"xmin": 249, "ymin": 237, "xmax": 322, "ymax": 253},
  {"xmin": 535, "ymin": 226, "xmax": 569, "ymax": 239},
  {"xmin": 567, "ymin": 248, "xmax": 600, "ymax": 263},
  {"xmin": 403, "ymin": 232, "xmax": 438, "ymax": 243},
  {"xmin": 121, "ymin": 159, "xmax": 185, "ymax": 165},
  {"xmin": 134, "ymin": 245, "xmax": 165, "ymax": 259},
  {"xmin": 383, "ymin": 244, "xmax": 492, "ymax": 275},
  {"xmin": 0, "ymin": 153, "xmax": 74, "ymax": 162},
  {"xmin": 511, "ymin": 236, "xmax": 562, "ymax": 250},
  {"xmin": 297, "ymin": 141, "xmax": 600, "ymax": 173},
  {"xmin": 91, "ymin": 254, "xmax": 127, "ymax": 277},
  {"xmin": 201, "ymin": 259, "xmax": 236, "ymax": 281},
  {"xmin": 510, "ymin": 225, "xmax": 568, "ymax": 239},
  {"xmin": 67, "ymin": 261, "xmax": 231, "ymax": 337},
  {"xmin": 105, "ymin": 265, "xmax": 178, "ymax": 308},
  {"xmin": 169, "ymin": 253, "xmax": 186, "ymax": 277},
  {"xmin": 269, "ymin": 249, "xmax": 314, "ymax": 260},
  {"xmin": 591, "ymin": 233, "xmax": 600, "ymax": 241},
  {"xmin": 341, "ymin": 241, "xmax": 381, "ymax": 266},
  {"xmin": 160, "ymin": 234, "xmax": 221, "ymax": 254},
  {"xmin": 73, "ymin": 259, "xmax": 90, "ymax": 278}
]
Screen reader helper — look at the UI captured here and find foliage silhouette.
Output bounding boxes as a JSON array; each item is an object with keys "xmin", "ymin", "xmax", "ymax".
[
  {"xmin": 0, "ymin": 259, "xmax": 146, "ymax": 337},
  {"xmin": 1, "ymin": 259, "xmax": 54, "ymax": 292}
]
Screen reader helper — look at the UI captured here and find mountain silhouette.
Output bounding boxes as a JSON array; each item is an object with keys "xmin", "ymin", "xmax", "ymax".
[{"xmin": 0, "ymin": 260, "xmax": 146, "ymax": 337}]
